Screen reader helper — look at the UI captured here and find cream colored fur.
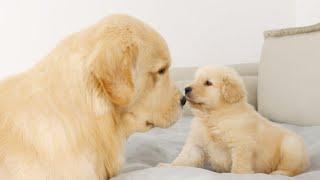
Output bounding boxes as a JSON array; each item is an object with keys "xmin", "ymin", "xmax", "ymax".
[
  {"xmin": 0, "ymin": 15, "xmax": 182, "ymax": 179},
  {"xmin": 166, "ymin": 65, "xmax": 309, "ymax": 176}
]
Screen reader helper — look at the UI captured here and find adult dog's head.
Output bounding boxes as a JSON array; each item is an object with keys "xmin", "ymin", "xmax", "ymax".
[
  {"xmin": 82, "ymin": 15, "xmax": 184, "ymax": 133},
  {"xmin": 0, "ymin": 14, "xmax": 183, "ymax": 179},
  {"xmin": 184, "ymin": 66, "xmax": 247, "ymax": 111}
]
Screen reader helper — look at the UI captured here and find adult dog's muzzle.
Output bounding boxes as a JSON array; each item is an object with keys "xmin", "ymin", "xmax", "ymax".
[{"xmin": 180, "ymin": 96, "xmax": 187, "ymax": 107}]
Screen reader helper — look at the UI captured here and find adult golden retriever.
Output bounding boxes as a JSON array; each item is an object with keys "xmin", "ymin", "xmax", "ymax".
[
  {"xmin": 166, "ymin": 65, "xmax": 309, "ymax": 176},
  {"xmin": 0, "ymin": 14, "xmax": 184, "ymax": 179}
]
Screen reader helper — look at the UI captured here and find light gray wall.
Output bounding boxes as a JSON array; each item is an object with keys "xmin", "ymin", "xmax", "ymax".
[
  {"xmin": 296, "ymin": 0, "xmax": 320, "ymax": 26},
  {"xmin": 0, "ymin": 0, "xmax": 296, "ymax": 78}
]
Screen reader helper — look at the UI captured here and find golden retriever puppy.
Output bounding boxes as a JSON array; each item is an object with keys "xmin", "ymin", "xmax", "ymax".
[
  {"xmin": 168, "ymin": 65, "xmax": 309, "ymax": 176},
  {"xmin": 0, "ymin": 14, "xmax": 185, "ymax": 179}
]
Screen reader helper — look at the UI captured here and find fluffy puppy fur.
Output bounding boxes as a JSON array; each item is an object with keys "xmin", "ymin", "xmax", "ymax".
[
  {"xmin": 0, "ymin": 15, "xmax": 183, "ymax": 179},
  {"xmin": 168, "ymin": 65, "xmax": 309, "ymax": 176}
]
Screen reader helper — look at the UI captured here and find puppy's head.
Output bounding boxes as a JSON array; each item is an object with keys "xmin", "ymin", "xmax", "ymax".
[
  {"xmin": 89, "ymin": 15, "xmax": 183, "ymax": 132},
  {"xmin": 185, "ymin": 65, "xmax": 247, "ymax": 111}
]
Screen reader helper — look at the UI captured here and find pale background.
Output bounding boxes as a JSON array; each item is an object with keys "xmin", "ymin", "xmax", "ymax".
[{"xmin": 0, "ymin": 0, "xmax": 319, "ymax": 79}]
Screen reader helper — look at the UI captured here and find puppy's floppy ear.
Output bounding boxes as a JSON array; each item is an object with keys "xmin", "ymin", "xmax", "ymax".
[
  {"xmin": 221, "ymin": 74, "xmax": 246, "ymax": 104},
  {"xmin": 90, "ymin": 36, "xmax": 138, "ymax": 107}
]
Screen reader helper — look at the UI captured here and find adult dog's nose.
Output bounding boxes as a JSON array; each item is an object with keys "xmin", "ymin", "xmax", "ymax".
[
  {"xmin": 184, "ymin": 87, "xmax": 192, "ymax": 94},
  {"xmin": 180, "ymin": 96, "xmax": 187, "ymax": 106}
]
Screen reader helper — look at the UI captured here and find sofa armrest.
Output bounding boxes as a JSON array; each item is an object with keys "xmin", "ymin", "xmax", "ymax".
[{"xmin": 229, "ymin": 63, "xmax": 259, "ymax": 76}]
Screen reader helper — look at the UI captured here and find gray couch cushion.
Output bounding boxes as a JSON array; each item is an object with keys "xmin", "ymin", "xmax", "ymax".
[{"xmin": 258, "ymin": 23, "xmax": 320, "ymax": 125}]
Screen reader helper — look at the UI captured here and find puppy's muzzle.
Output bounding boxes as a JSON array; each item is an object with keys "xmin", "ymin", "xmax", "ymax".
[
  {"xmin": 184, "ymin": 87, "xmax": 192, "ymax": 98},
  {"xmin": 185, "ymin": 87, "xmax": 192, "ymax": 94}
]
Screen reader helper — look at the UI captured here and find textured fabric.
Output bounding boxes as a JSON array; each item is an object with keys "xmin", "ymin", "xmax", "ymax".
[
  {"xmin": 258, "ymin": 29, "xmax": 320, "ymax": 125},
  {"xmin": 112, "ymin": 116, "xmax": 320, "ymax": 180},
  {"xmin": 114, "ymin": 168, "xmax": 320, "ymax": 180},
  {"xmin": 264, "ymin": 23, "xmax": 320, "ymax": 38},
  {"xmin": 171, "ymin": 63, "xmax": 258, "ymax": 115}
]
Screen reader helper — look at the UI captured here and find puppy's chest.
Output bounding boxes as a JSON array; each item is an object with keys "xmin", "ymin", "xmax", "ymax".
[{"xmin": 202, "ymin": 122, "xmax": 231, "ymax": 146}]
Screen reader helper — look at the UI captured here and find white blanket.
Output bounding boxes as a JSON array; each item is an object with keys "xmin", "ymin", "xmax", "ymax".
[{"xmin": 112, "ymin": 116, "xmax": 320, "ymax": 180}]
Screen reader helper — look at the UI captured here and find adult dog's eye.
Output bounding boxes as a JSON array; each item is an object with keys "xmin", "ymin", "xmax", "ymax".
[
  {"xmin": 204, "ymin": 80, "xmax": 212, "ymax": 86},
  {"xmin": 158, "ymin": 68, "xmax": 166, "ymax": 75}
]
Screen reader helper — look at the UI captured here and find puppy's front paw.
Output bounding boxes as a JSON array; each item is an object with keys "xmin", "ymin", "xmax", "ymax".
[{"xmin": 231, "ymin": 168, "xmax": 254, "ymax": 174}]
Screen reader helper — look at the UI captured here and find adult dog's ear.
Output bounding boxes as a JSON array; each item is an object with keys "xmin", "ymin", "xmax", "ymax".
[
  {"xmin": 221, "ymin": 75, "xmax": 246, "ymax": 104},
  {"xmin": 90, "ymin": 37, "xmax": 138, "ymax": 107}
]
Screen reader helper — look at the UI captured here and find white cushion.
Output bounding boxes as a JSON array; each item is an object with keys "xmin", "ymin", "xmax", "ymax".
[{"xmin": 258, "ymin": 23, "xmax": 320, "ymax": 125}]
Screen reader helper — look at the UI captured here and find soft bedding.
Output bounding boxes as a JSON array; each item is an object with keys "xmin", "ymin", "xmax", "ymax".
[{"xmin": 112, "ymin": 116, "xmax": 320, "ymax": 180}]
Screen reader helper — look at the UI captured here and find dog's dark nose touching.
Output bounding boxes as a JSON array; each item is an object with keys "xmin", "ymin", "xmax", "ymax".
[
  {"xmin": 180, "ymin": 96, "xmax": 187, "ymax": 106},
  {"xmin": 185, "ymin": 87, "xmax": 192, "ymax": 94}
]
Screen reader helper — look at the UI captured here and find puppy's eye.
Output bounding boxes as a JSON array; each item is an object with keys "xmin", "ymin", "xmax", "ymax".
[
  {"xmin": 204, "ymin": 80, "xmax": 212, "ymax": 86},
  {"xmin": 158, "ymin": 68, "xmax": 166, "ymax": 75}
]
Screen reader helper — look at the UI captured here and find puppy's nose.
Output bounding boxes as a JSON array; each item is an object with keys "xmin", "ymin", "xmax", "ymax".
[
  {"xmin": 185, "ymin": 87, "xmax": 192, "ymax": 94},
  {"xmin": 180, "ymin": 96, "xmax": 187, "ymax": 106}
]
